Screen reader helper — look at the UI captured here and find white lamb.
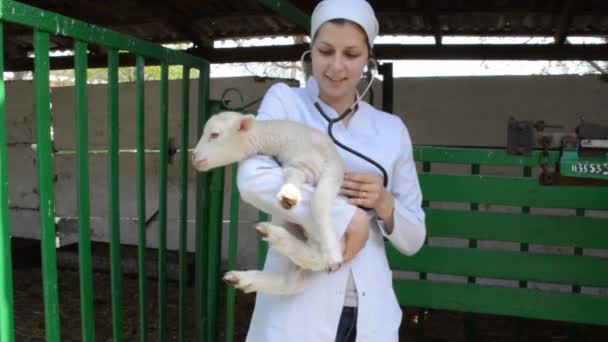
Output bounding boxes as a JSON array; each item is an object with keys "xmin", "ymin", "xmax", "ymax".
[{"xmin": 191, "ymin": 111, "xmax": 345, "ymax": 295}]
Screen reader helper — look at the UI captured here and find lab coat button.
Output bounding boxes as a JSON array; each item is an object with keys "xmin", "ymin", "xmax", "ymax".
[{"xmin": 361, "ymin": 291, "xmax": 366, "ymax": 296}]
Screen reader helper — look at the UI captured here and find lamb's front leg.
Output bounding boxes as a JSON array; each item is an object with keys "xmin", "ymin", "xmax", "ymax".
[{"xmin": 276, "ymin": 167, "xmax": 307, "ymax": 209}]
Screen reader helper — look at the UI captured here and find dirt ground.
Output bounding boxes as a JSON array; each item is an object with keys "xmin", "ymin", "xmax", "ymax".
[{"xmin": 10, "ymin": 240, "xmax": 608, "ymax": 342}]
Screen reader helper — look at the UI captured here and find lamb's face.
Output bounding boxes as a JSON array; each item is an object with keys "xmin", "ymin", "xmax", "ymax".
[{"xmin": 191, "ymin": 111, "xmax": 253, "ymax": 171}]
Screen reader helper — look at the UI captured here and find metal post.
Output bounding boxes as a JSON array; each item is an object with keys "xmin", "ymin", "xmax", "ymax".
[
  {"xmin": 74, "ymin": 40, "xmax": 95, "ymax": 342},
  {"xmin": 34, "ymin": 28, "xmax": 61, "ymax": 342},
  {"xmin": 178, "ymin": 66, "xmax": 191, "ymax": 342},
  {"xmin": 135, "ymin": 55, "xmax": 148, "ymax": 342},
  {"xmin": 107, "ymin": 48, "xmax": 124, "ymax": 342},
  {"xmin": 195, "ymin": 64, "xmax": 211, "ymax": 342},
  {"xmin": 158, "ymin": 62, "xmax": 169, "ymax": 342},
  {"xmin": 0, "ymin": 21, "xmax": 16, "ymax": 342}
]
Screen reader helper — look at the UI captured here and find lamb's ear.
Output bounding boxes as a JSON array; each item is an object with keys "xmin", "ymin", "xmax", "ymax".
[{"xmin": 238, "ymin": 114, "xmax": 255, "ymax": 132}]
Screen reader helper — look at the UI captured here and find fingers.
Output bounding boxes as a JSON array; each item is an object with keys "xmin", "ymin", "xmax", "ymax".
[
  {"xmin": 343, "ymin": 172, "xmax": 382, "ymax": 184},
  {"xmin": 341, "ymin": 172, "xmax": 386, "ymax": 210},
  {"xmin": 341, "ymin": 179, "xmax": 378, "ymax": 192},
  {"xmin": 339, "ymin": 187, "xmax": 374, "ymax": 198}
]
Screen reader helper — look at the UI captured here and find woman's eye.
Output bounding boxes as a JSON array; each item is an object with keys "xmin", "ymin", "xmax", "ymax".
[
  {"xmin": 319, "ymin": 50, "xmax": 332, "ymax": 55},
  {"xmin": 209, "ymin": 132, "xmax": 219, "ymax": 140}
]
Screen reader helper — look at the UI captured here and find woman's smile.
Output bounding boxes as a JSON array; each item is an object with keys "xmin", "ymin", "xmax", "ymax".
[{"xmin": 325, "ymin": 75, "xmax": 347, "ymax": 87}]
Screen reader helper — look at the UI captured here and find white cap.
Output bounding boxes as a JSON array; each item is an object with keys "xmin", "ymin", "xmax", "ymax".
[{"xmin": 310, "ymin": 0, "xmax": 379, "ymax": 47}]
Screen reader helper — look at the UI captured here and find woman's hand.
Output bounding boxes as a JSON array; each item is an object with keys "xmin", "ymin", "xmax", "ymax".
[
  {"xmin": 340, "ymin": 173, "xmax": 395, "ymax": 228},
  {"xmin": 340, "ymin": 173, "xmax": 385, "ymax": 208},
  {"xmin": 342, "ymin": 208, "xmax": 369, "ymax": 263}
]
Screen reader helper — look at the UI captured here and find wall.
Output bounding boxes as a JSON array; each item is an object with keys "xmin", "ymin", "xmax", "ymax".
[{"xmin": 5, "ymin": 74, "xmax": 607, "ymax": 276}]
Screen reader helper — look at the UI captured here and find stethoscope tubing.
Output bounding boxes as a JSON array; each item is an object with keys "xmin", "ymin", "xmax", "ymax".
[{"xmin": 314, "ymin": 102, "xmax": 389, "ymax": 188}]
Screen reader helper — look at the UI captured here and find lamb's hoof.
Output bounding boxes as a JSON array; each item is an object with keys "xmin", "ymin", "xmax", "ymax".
[
  {"xmin": 277, "ymin": 184, "xmax": 301, "ymax": 209},
  {"xmin": 280, "ymin": 196, "xmax": 297, "ymax": 209},
  {"xmin": 256, "ymin": 222, "xmax": 284, "ymax": 246},
  {"xmin": 325, "ymin": 252, "xmax": 343, "ymax": 272},
  {"xmin": 327, "ymin": 261, "xmax": 342, "ymax": 273},
  {"xmin": 255, "ymin": 222, "xmax": 270, "ymax": 239},
  {"xmin": 223, "ymin": 272, "xmax": 240, "ymax": 287},
  {"xmin": 223, "ymin": 271, "xmax": 258, "ymax": 293}
]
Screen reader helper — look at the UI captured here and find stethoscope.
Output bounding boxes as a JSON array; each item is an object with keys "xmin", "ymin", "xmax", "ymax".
[{"xmin": 301, "ymin": 50, "xmax": 389, "ymax": 192}]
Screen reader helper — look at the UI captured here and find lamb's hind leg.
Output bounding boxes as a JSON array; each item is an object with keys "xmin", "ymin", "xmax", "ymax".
[
  {"xmin": 223, "ymin": 265, "xmax": 306, "ymax": 295},
  {"xmin": 311, "ymin": 170, "xmax": 344, "ymax": 272},
  {"xmin": 276, "ymin": 167, "xmax": 307, "ymax": 209},
  {"xmin": 256, "ymin": 222, "xmax": 327, "ymax": 271}
]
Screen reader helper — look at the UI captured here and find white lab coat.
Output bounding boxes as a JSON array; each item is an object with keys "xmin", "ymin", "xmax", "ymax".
[{"xmin": 237, "ymin": 77, "xmax": 426, "ymax": 342}]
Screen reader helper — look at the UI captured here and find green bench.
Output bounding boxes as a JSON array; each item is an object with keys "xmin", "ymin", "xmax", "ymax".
[{"xmin": 388, "ymin": 146, "xmax": 608, "ymax": 327}]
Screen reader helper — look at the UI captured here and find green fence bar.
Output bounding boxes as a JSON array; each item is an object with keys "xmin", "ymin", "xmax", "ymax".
[
  {"xmin": 178, "ymin": 65, "xmax": 190, "ymax": 342},
  {"xmin": 258, "ymin": 212, "xmax": 269, "ymax": 269},
  {"xmin": 0, "ymin": 21, "xmax": 16, "ymax": 342},
  {"xmin": 74, "ymin": 40, "xmax": 95, "ymax": 342},
  {"xmin": 195, "ymin": 65, "xmax": 211, "ymax": 342},
  {"xmin": 158, "ymin": 62, "xmax": 169, "ymax": 342},
  {"xmin": 206, "ymin": 165, "xmax": 224, "ymax": 342},
  {"xmin": 569, "ymin": 207, "xmax": 586, "ymax": 341},
  {"xmin": 34, "ymin": 28, "xmax": 61, "ymax": 342},
  {"xmin": 416, "ymin": 161, "xmax": 431, "ymax": 341},
  {"xmin": 516, "ymin": 166, "xmax": 532, "ymax": 341},
  {"xmin": 465, "ymin": 164, "xmax": 480, "ymax": 342},
  {"xmin": 206, "ymin": 101, "xmax": 225, "ymax": 342},
  {"xmin": 135, "ymin": 55, "xmax": 148, "ymax": 342},
  {"xmin": 107, "ymin": 48, "xmax": 124, "ymax": 342},
  {"xmin": 414, "ymin": 146, "xmax": 561, "ymax": 166},
  {"xmin": 226, "ymin": 164, "xmax": 241, "ymax": 342}
]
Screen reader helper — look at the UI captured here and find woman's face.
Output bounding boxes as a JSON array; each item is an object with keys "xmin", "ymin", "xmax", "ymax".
[{"xmin": 311, "ymin": 21, "xmax": 369, "ymax": 108}]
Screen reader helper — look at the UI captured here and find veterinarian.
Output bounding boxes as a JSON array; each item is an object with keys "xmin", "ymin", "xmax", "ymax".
[{"xmin": 237, "ymin": 0, "xmax": 426, "ymax": 340}]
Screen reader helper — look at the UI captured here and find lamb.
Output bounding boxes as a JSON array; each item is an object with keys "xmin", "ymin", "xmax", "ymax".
[{"xmin": 191, "ymin": 111, "xmax": 346, "ymax": 295}]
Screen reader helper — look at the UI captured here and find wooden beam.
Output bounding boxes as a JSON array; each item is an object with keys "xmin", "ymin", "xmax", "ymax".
[
  {"xmin": 555, "ymin": 0, "xmax": 576, "ymax": 45},
  {"xmin": 424, "ymin": 0, "xmax": 443, "ymax": 45},
  {"xmin": 6, "ymin": 43, "xmax": 608, "ymax": 71},
  {"xmin": 258, "ymin": 0, "xmax": 310, "ymax": 32},
  {"xmin": 195, "ymin": 44, "xmax": 608, "ymax": 63}
]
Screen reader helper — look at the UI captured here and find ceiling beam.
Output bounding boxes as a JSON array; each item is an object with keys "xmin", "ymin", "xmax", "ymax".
[
  {"xmin": 258, "ymin": 0, "xmax": 310, "ymax": 32},
  {"xmin": 195, "ymin": 44, "xmax": 608, "ymax": 63},
  {"xmin": 555, "ymin": 0, "xmax": 576, "ymax": 45},
  {"xmin": 5, "ymin": 43, "xmax": 608, "ymax": 71},
  {"xmin": 423, "ymin": 0, "xmax": 442, "ymax": 45}
]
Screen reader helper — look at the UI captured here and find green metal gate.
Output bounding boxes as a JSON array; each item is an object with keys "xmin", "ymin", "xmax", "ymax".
[{"xmin": 0, "ymin": 1, "xmax": 219, "ymax": 341}]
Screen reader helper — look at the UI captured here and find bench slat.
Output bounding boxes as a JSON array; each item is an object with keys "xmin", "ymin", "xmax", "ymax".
[
  {"xmin": 388, "ymin": 246, "xmax": 608, "ymax": 287},
  {"xmin": 420, "ymin": 174, "xmax": 608, "ymax": 210},
  {"xmin": 414, "ymin": 146, "xmax": 560, "ymax": 166},
  {"xmin": 426, "ymin": 208, "xmax": 608, "ymax": 249},
  {"xmin": 394, "ymin": 279, "xmax": 608, "ymax": 326}
]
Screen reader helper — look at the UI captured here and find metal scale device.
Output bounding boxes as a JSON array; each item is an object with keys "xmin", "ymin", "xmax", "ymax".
[{"xmin": 507, "ymin": 117, "xmax": 608, "ymax": 186}]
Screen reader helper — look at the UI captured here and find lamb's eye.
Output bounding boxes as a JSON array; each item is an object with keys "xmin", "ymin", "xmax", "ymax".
[{"xmin": 209, "ymin": 132, "xmax": 219, "ymax": 141}]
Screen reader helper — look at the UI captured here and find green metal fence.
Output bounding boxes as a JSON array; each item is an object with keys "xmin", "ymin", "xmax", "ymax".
[{"xmin": 0, "ymin": 1, "xmax": 216, "ymax": 341}]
